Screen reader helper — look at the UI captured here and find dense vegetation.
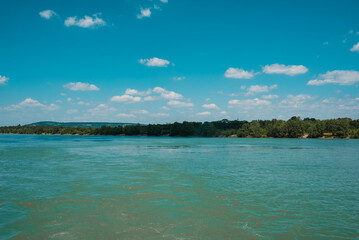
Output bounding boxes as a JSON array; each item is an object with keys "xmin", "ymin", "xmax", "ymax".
[
  {"xmin": 25, "ymin": 121, "xmax": 135, "ymax": 128},
  {"xmin": 1, "ymin": 117, "xmax": 359, "ymax": 138}
]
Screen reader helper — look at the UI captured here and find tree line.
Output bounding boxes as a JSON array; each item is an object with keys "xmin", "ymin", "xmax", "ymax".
[{"xmin": 1, "ymin": 117, "xmax": 359, "ymax": 138}]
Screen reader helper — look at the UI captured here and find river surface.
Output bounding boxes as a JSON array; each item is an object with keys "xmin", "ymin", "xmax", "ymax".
[{"xmin": 0, "ymin": 134, "xmax": 358, "ymax": 239}]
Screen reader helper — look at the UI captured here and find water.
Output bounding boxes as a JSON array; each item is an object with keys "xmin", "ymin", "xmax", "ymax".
[{"xmin": 0, "ymin": 134, "xmax": 358, "ymax": 239}]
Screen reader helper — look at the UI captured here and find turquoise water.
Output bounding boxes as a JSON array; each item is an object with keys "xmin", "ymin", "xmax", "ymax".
[{"xmin": 0, "ymin": 135, "xmax": 358, "ymax": 239}]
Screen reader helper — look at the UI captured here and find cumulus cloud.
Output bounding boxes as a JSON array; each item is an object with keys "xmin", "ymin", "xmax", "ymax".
[
  {"xmin": 139, "ymin": 57, "xmax": 170, "ymax": 67},
  {"xmin": 65, "ymin": 14, "xmax": 106, "ymax": 28},
  {"xmin": 137, "ymin": 8, "xmax": 151, "ymax": 19},
  {"xmin": 167, "ymin": 100, "xmax": 193, "ymax": 107},
  {"xmin": 307, "ymin": 70, "xmax": 359, "ymax": 86},
  {"xmin": 19, "ymin": 98, "xmax": 45, "ymax": 107},
  {"xmin": 152, "ymin": 87, "xmax": 183, "ymax": 99},
  {"xmin": 39, "ymin": 10, "xmax": 57, "ymax": 19},
  {"xmin": 228, "ymin": 98, "xmax": 271, "ymax": 108},
  {"xmin": 245, "ymin": 84, "xmax": 277, "ymax": 96},
  {"xmin": 350, "ymin": 43, "xmax": 359, "ymax": 52},
  {"xmin": 196, "ymin": 111, "xmax": 211, "ymax": 116},
  {"xmin": 224, "ymin": 67, "xmax": 254, "ymax": 79},
  {"xmin": 160, "ymin": 0, "xmax": 168, "ymax": 3},
  {"xmin": 202, "ymin": 103, "xmax": 220, "ymax": 110},
  {"xmin": 0, "ymin": 75, "xmax": 9, "ymax": 85},
  {"xmin": 263, "ymin": 64, "xmax": 308, "ymax": 76},
  {"xmin": 111, "ymin": 94, "xmax": 141, "ymax": 104},
  {"xmin": 63, "ymin": 82, "xmax": 99, "ymax": 91},
  {"xmin": 3, "ymin": 98, "xmax": 59, "ymax": 111}
]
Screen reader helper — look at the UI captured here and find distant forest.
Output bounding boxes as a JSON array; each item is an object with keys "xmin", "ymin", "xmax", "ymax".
[{"xmin": 1, "ymin": 117, "xmax": 359, "ymax": 138}]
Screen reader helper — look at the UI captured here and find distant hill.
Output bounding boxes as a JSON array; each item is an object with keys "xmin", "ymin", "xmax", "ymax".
[{"xmin": 25, "ymin": 121, "xmax": 137, "ymax": 128}]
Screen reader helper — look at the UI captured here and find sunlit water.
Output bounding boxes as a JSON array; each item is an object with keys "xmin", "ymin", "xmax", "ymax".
[{"xmin": 0, "ymin": 134, "xmax": 358, "ymax": 239}]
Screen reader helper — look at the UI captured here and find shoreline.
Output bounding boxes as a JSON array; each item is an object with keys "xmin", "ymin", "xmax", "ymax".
[{"xmin": 0, "ymin": 132, "xmax": 354, "ymax": 139}]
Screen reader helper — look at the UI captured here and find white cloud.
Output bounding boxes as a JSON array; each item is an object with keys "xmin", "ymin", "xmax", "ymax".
[
  {"xmin": 153, "ymin": 87, "xmax": 165, "ymax": 93},
  {"xmin": 202, "ymin": 103, "xmax": 220, "ymax": 110},
  {"xmin": 117, "ymin": 113, "xmax": 136, "ymax": 118},
  {"xmin": 228, "ymin": 98, "xmax": 271, "ymax": 108},
  {"xmin": 161, "ymin": 106, "xmax": 169, "ymax": 110},
  {"xmin": 307, "ymin": 70, "xmax": 359, "ymax": 86},
  {"xmin": 220, "ymin": 111, "xmax": 228, "ymax": 114},
  {"xmin": 3, "ymin": 98, "xmax": 59, "ymax": 111},
  {"xmin": 125, "ymin": 88, "xmax": 139, "ymax": 95},
  {"xmin": 152, "ymin": 87, "xmax": 183, "ymax": 99},
  {"xmin": 111, "ymin": 94, "xmax": 141, "ymax": 103},
  {"xmin": 65, "ymin": 14, "xmax": 106, "ymax": 28},
  {"xmin": 137, "ymin": 8, "xmax": 151, "ymax": 19},
  {"xmin": 63, "ymin": 82, "xmax": 99, "ymax": 91},
  {"xmin": 350, "ymin": 43, "xmax": 359, "ymax": 52},
  {"xmin": 245, "ymin": 84, "xmax": 277, "ymax": 96},
  {"xmin": 39, "ymin": 10, "xmax": 57, "ymax": 19},
  {"xmin": 173, "ymin": 76, "xmax": 186, "ymax": 81},
  {"xmin": 160, "ymin": 91, "xmax": 183, "ymax": 100},
  {"xmin": 263, "ymin": 64, "xmax": 308, "ymax": 76},
  {"xmin": 262, "ymin": 94, "xmax": 279, "ymax": 99},
  {"xmin": 224, "ymin": 67, "xmax": 254, "ymax": 79},
  {"xmin": 160, "ymin": 0, "xmax": 168, "ymax": 3},
  {"xmin": 150, "ymin": 113, "xmax": 169, "ymax": 117},
  {"xmin": 67, "ymin": 109, "xmax": 78, "ymax": 114},
  {"xmin": 67, "ymin": 98, "xmax": 72, "ymax": 102},
  {"xmin": 88, "ymin": 104, "xmax": 116, "ymax": 115},
  {"xmin": 139, "ymin": 57, "xmax": 170, "ymax": 67},
  {"xmin": 280, "ymin": 94, "xmax": 314, "ymax": 108},
  {"xmin": 132, "ymin": 109, "xmax": 149, "ymax": 114},
  {"xmin": 167, "ymin": 100, "xmax": 193, "ymax": 107},
  {"xmin": 0, "ymin": 75, "xmax": 9, "ymax": 85},
  {"xmin": 196, "ymin": 111, "xmax": 211, "ymax": 116},
  {"xmin": 20, "ymin": 98, "xmax": 45, "ymax": 107},
  {"xmin": 45, "ymin": 104, "xmax": 60, "ymax": 111},
  {"xmin": 144, "ymin": 96, "xmax": 158, "ymax": 101}
]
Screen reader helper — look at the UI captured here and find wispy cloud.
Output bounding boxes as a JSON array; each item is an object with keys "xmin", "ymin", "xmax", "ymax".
[
  {"xmin": 111, "ymin": 95, "xmax": 141, "ymax": 104},
  {"xmin": 173, "ymin": 76, "xmax": 186, "ymax": 81},
  {"xmin": 245, "ymin": 84, "xmax": 277, "ymax": 96},
  {"xmin": 202, "ymin": 103, "xmax": 220, "ymax": 110},
  {"xmin": 350, "ymin": 43, "xmax": 359, "ymax": 52},
  {"xmin": 307, "ymin": 70, "xmax": 359, "ymax": 86},
  {"xmin": 139, "ymin": 57, "xmax": 170, "ymax": 67},
  {"xmin": 65, "ymin": 14, "xmax": 106, "ymax": 28},
  {"xmin": 0, "ymin": 75, "xmax": 9, "ymax": 85},
  {"xmin": 263, "ymin": 64, "xmax": 308, "ymax": 76},
  {"xmin": 39, "ymin": 10, "xmax": 57, "ymax": 19},
  {"xmin": 88, "ymin": 104, "xmax": 116, "ymax": 116},
  {"xmin": 196, "ymin": 111, "xmax": 211, "ymax": 116},
  {"xmin": 167, "ymin": 100, "xmax": 193, "ymax": 107},
  {"xmin": 228, "ymin": 98, "xmax": 271, "ymax": 108},
  {"xmin": 63, "ymin": 82, "xmax": 99, "ymax": 91},
  {"xmin": 117, "ymin": 113, "xmax": 136, "ymax": 118},
  {"xmin": 137, "ymin": 8, "xmax": 151, "ymax": 19},
  {"xmin": 224, "ymin": 67, "xmax": 254, "ymax": 79}
]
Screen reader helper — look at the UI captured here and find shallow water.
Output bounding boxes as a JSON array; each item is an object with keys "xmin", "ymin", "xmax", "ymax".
[{"xmin": 0, "ymin": 135, "xmax": 358, "ymax": 239}]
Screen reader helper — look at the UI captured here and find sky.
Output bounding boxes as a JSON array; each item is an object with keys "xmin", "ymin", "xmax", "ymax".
[{"xmin": 1, "ymin": 0, "xmax": 359, "ymax": 125}]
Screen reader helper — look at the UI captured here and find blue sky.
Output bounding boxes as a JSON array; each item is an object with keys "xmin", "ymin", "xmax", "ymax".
[{"xmin": 1, "ymin": 0, "xmax": 359, "ymax": 125}]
